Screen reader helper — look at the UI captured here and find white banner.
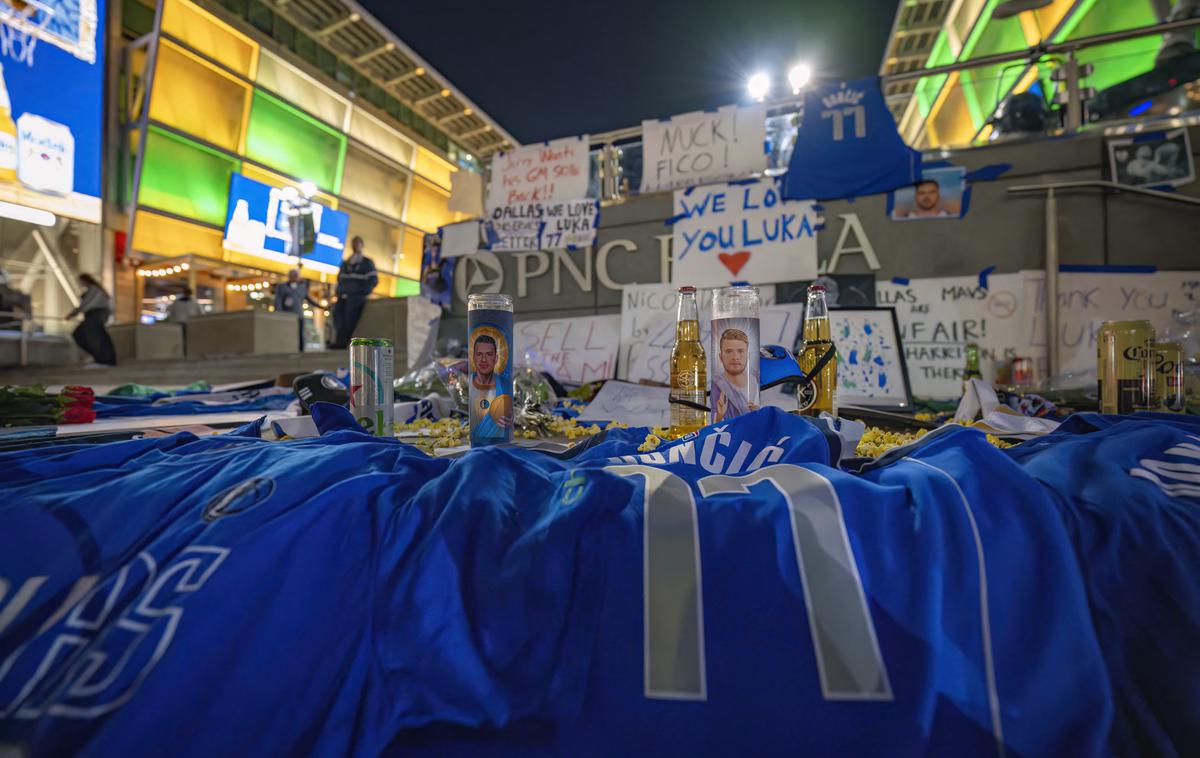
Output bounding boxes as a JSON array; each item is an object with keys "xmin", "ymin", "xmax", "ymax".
[
  {"xmin": 618, "ymin": 282, "xmax": 781, "ymax": 384},
  {"xmin": 405, "ymin": 295, "xmax": 442, "ymax": 369},
  {"xmin": 516, "ymin": 314, "xmax": 620, "ymax": 384},
  {"xmin": 486, "ymin": 198, "xmax": 598, "ymax": 252},
  {"xmin": 876, "ymin": 274, "xmax": 1026, "ymax": 400},
  {"xmin": 1020, "ymin": 269, "xmax": 1200, "ymax": 376},
  {"xmin": 671, "ymin": 179, "xmax": 819, "ymax": 288},
  {"xmin": 640, "ymin": 105, "xmax": 767, "ymax": 193},
  {"xmin": 487, "ymin": 135, "xmax": 590, "ymax": 209},
  {"xmin": 439, "ymin": 220, "xmax": 480, "ymax": 258}
]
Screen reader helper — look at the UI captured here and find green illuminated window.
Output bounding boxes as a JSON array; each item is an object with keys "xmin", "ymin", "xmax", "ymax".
[
  {"xmin": 394, "ymin": 279, "xmax": 419, "ymax": 298},
  {"xmin": 244, "ymin": 89, "xmax": 347, "ymax": 193},
  {"xmin": 138, "ymin": 126, "xmax": 240, "ymax": 226}
]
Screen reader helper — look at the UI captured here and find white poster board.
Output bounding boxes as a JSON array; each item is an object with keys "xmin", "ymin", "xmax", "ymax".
[
  {"xmin": 486, "ymin": 199, "xmax": 599, "ymax": 252},
  {"xmin": 515, "ymin": 314, "xmax": 620, "ymax": 384},
  {"xmin": 876, "ymin": 274, "xmax": 1026, "ymax": 400},
  {"xmin": 487, "ymin": 136, "xmax": 590, "ymax": 208},
  {"xmin": 640, "ymin": 105, "xmax": 767, "ymax": 194},
  {"xmin": 448, "ymin": 169, "xmax": 483, "ymax": 216},
  {"xmin": 618, "ymin": 282, "xmax": 783, "ymax": 384},
  {"xmin": 575, "ymin": 380, "xmax": 671, "ymax": 428},
  {"xmin": 831, "ymin": 308, "xmax": 910, "ymax": 408},
  {"xmin": 439, "ymin": 220, "xmax": 480, "ymax": 258},
  {"xmin": 405, "ymin": 296, "xmax": 441, "ymax": 369},
  {"xmin": 671, "ymin": 179, "xmax": 818, "ymax": 288},
  {"xmin": 1020, "ymin": 269, "xmax": 1200, "ymax": 376}
]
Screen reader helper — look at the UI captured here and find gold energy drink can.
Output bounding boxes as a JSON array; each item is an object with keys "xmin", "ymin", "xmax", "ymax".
[
  {"xmin": 1097, "ymin": 320, "xmax": 1155, "ymax": 414},
  {"xmin": 1154, "ymin": 341, "xmax": 1185, "ymax": 413}
]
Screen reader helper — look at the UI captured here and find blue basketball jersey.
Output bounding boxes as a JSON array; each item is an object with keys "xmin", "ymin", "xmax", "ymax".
[
  {"xmin": 1007, "ymin": 414, "xmax": 1200, "ymax": 757},
  {"xmin": 1, "ymin": 410, "xmax": 1113, "ymax": 756},
  {"xmin": 783, "ymin": 76, "xmax": 922, "ymax": 201}
]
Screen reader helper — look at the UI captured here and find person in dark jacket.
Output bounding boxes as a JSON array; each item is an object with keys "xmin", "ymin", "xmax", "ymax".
[
  {"xmin": 67, "ymin": 273, "xmax": 116, "ymax": 366},
  {"xmin": 274, "ymin": 269, "xmax": 319, "ymax": 351},
  {"xmin": 330, "ymin": 236, "xmax": 378, "ymax": 348}
]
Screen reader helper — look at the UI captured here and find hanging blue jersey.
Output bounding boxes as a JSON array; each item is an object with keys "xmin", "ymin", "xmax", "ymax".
[
  {"xmin": 1, "ymin": 410, "xmax": 1112, "ymax": 756},
  {"xmin": 783, "ymin": 76, "xmax": 922, "ymax": 201},
  {"xmin": 1006, "ymin": 414, "xmax": 1200, "ymax": 758}
]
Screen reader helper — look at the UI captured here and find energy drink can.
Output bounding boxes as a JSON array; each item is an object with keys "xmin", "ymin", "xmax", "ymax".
[
  {"xmin": 1154, "ymin": 341, "xmax": 1185, "ymax": 413},
  {"xmin": 468, "ymin": 293, "xmax": 514, "ymax": 446},
  {"xmin": 349, "ymin": 337, "xmax": 394, "ymax": 436},
  {"xmin": 1097, "ymin": 320, "xmax": 1155, "ymax": 414}
]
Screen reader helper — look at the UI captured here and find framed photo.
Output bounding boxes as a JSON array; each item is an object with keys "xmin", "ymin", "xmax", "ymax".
[
  {"xmin": 890, "ymin": 166, "xmax": 966, "ymax": 221},
  {"xmin": 829, "ymin": 307, "xmax": 914, "ymax": 411},
  {"xmin": 1108, "ymin": 127, "xmax": 1195, "ymax": 189}
]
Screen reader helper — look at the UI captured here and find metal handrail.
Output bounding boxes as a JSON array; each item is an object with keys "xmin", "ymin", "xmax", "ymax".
[
  {"xmin": 1009, "ymin": 179, "xmax": 1200, "ymax": 205},
  {"xmin": 1006, "ymin": 179, "xmax": 1200, "ymax": 378}
]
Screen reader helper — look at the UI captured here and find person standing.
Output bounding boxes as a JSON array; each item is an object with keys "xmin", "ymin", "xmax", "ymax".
[
  {"xmin": 331, "ymin": 236, "xmax": 377, "ymax": 349},
  {"xmin": 274, "ymin": 269, "xmax": 319, "ymax": 351},
  {"xmin": 67, "ymin": 273, "xmax": 116, "ymax": 366}
]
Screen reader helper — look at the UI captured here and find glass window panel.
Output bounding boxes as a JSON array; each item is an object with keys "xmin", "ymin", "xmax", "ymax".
[
  {"xmin": 150, "ymin": 40, "xmax": 251, "ymax": 152},
  {"xmin": 256, "ymin": 50, "xmax": 349, "ymax": 129},
  {"xmin": 405, "ymin": 176, "xmax": 462, "ymax": 233},
  {"xmin": 245, "ymin": 89, "xmax": 347, "ymax": 192},
  {"xmin": 401, "ymin": 227, "xmax": 424, "ymax": 273},
  {"xmin": 344, "ymin": 206, "xmax": 401, "ymax": 272},
  {"xmin": 139, "ymin": 127, "xmax": 240, "ymax": 225},
  {"xmin": 394, "ymin": 279, "xmax": 419, "ymax": 297},
  {"xmin": 132, "ymin": 209, "xmax": 225, "ymax": 259},
  {"xmin": 342, "ymin": 145, "xmax": 409, "ymax": 219},
  {"xmin": 239, "ymin": 163, "xmax": 339, "ymax": 209},
  {"xmin": 413, "ymin": 146, "xmax": 454, "ymax": 190},
  {"xmin": 349, "ymin": 106, "xmax": 415, "ymax": 167},
  {"xmin": 162, "ymin": 0, "xmax": 259, "ymax": 79}
]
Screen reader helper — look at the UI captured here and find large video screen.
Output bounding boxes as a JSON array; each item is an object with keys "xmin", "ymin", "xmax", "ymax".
[
  {"xmin": 223, "ymin": 172, "xmax": 349, "ymax": 271},
  {"xmin": 0, "ymin": 0, "xmax": 105, "ymax": 223}
]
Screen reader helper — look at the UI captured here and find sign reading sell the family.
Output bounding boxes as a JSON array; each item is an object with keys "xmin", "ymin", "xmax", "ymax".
[
  {"xmin": 486, "ymin": 135, "xmax": 597, "ymax": 251},
  {"xmin": 486, "ymin": 199, "xmax": 600, "ymax": 252},
  {"xmin": 515, "ymin": 314, "xmax": 621, "ymax": 384},
  {"xmin": 641, "ymin": 104, "xmax": 767, "ymax": 194},
  {"xmin": 671, "ymin": 179, "xmax": 819, "ymax": 288}
]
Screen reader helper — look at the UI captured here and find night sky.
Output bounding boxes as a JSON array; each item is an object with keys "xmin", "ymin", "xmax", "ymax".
[{"xmin": 360, "ymin": 0, "xmax": 899, "ymax": 144}]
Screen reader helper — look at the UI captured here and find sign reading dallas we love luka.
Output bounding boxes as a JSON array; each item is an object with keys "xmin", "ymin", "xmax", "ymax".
[{"xmin": 671, "ymin": 178, "xmax": 819, "ymax": 289}]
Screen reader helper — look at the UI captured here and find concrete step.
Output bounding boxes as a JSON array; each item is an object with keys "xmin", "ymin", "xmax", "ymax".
[{"xmin": 0, "ymin": 349, "xmax": 390, "ymax": 389}]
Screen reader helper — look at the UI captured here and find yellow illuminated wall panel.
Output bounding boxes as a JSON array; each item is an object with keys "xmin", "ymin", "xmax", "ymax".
[
  {"xmin": 132, "ymin": 210, "xmax": 224, "ymax": 260},
  {"xmin": 349, "ymin": 107, "xmax": 415, "ymax": 167},
  {"xmin": 257, "ymin": 50, "xmax": 350, "ymax": 130},
  {"xmin": 406, "ymin": 176, "xmax": 462, "ymax": 233},
  {"xmin": 926, "ymin": 73, "xmax": 978, "ymax": 148},
  {"xmin": 342, "ymin": 145, "xmax": 408, "ymax": 220},
  {"xmin": 239, "ymin": 163, "xmax": 340, "ymax": 209},
  {"xmin": 162, "ymin": 0, "xmax": 259, "ymax": 79},
  {"xmin": 413, "ymin": 146, "xmax": 455, "ymax": 190},
  {"xmin": 402, "ymin": 227, "xmax": 425, "ymax": 275},
  {"xmin": 344, "ymin": 207, "xmax": 401, "ymax": 272},
  {"xmin": 150, "ymin": 40, "xmax": 251, "ymax": 152}
]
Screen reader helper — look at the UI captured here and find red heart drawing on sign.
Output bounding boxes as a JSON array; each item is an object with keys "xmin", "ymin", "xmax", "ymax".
[{"xmin": 718, "ymin": 251, "xmax": 750, "ymax": 277}]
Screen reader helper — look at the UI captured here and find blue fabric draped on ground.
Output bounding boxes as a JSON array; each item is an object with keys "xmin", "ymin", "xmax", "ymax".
[
  {"xmin": 91, "ymin": 389, "xmax": 294, "ymax": 418},
  {"xmin": 0, "ymin": 408, "xmax": 1196, "ymax": 757}
]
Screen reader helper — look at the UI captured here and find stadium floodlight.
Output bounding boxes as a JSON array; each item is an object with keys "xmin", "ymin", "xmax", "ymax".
[
  {"xmin": 747, "ymin": 72, "xmax": 770, "ymax": 102},
  {"xmin": 788, "ymin": 63, "xmax": 812, "ymax": 94},
  {"xmin": 299, "ymin": 180, "xmax": 318, "ymax": 199}
]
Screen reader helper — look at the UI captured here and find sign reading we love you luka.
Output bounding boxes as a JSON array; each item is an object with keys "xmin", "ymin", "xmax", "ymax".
[{"xmin": 671, "ymin": 178, "xmax": 819, "ymax": 289}]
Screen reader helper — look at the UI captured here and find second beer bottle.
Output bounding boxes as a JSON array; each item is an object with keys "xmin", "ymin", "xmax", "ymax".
[
  {"xmin": 798, "ymin": 283, "xmax": 837, "ymax": 416},
  {"xmin": 669, "ymin": 286, "xmax": 707, "ymax": 438}
]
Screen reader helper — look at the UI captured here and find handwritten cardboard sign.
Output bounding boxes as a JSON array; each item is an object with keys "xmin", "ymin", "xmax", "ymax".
[
  {"xmin": 671, "ymin": 179, "xmax": 819, "ymax": 288},
  {"xmin": 640, "ymin": 105, "xmax": 767, "ymax": 193},
  {"xmin": 575, "ymin": 380, "xmax": 671, "ymax": 428},
  {"xmin": 1021, "ymin": 269, "xmax": 1200, "ymax": 376},
  {"xmin": 618, "ymin": 282, "xmax": 787, "ymax": 384},
  {"xmin": 487, "ymin": 136, "xmax": 590, "ymax": 208},
  {"xmin": 515, "ymin": 314, "xmax": 620, "ymax": 384},
  {"xmin": 876, "ymin": 274, "xmax": 1025, "ymax": 400},
  {"xmin": 487, "ymin": 199, "xmax": 599, "ymax": 252},
  {"xmin": 439, "ymin": 220, "xmax": 480, "ymax": 258}
]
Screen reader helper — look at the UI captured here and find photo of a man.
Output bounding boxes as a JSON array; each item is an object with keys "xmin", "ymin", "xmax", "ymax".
[
  {"xmin": 712, "ymin": 328, "xmax": 758, "ymax": 421},
  {"xmin": 471, "ymin": 334, "xmax": 511, "ymax": 430},
  {"xmin": 1109, "ymin": 128, "xmax": 1195, "ymax": 188},
  {"xmin": 890, "ymin": 166, "xmax": 965, "ymax": 221}
]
